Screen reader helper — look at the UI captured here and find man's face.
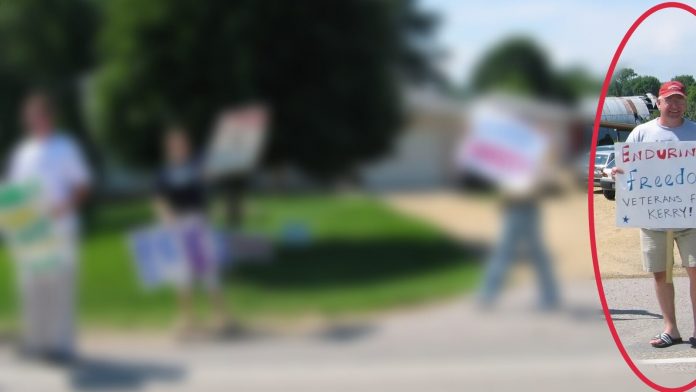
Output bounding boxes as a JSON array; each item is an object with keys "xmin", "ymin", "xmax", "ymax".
[
  {"xmin": 22, "ymin": 96, "xmax": 54, "ymax": 137},
  {"xmin": 657, "ymin": 94, "xmax": 687, "ymax": 121}
]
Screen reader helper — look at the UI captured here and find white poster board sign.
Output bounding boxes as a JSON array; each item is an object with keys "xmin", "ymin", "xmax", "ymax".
[
  {"xmin": 0, "ymin": 182, "xmax": 67, "ymax": 272},
  {"xmin": 615, "ymin": 141, "xmax": 696, "ymax": 228},
  {"xmin": 129, "ymin": 217, "xmax": 227, "ymax": 289},
  {"xmin": 455, "ymin": 101, "xmax": 549, "ymax": 193},
  {"xmin": 129, "ymin": 226, "xmax": 190, "ymax": 289},
  {"xmin": 204, "ymin": 105, "xmax": 269, "ymax": 179}
]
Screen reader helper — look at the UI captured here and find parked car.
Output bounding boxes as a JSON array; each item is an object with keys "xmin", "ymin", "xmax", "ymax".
[
  {"xmin": 576, "ymin": 145, "xmax": 615, "ymax": 187},
  {"xmin": 599, "ymin": 157, "xmax": 615, "ymax": 200},
  {"xmin": 593, "ymin": 147, "xmax": 615, "ymax": 187}
]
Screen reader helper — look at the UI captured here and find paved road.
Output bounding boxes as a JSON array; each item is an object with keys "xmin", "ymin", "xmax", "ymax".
[
  {"xmin": 0, "ymin": 191, "xmax": 690, "ymax": 391},
  {"xmin": 378, "ymin": 191, "xmax": 696, "ymax": 388},
  {"xmin": 0, "ymin": 282, "xmax": 665, "ymax": 392},
  {"xmin": 605, "ymin": 277, "xmax": 696, "ymax": 377}
]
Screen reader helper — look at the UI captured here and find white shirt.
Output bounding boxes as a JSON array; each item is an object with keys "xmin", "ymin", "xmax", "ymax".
[
  {"xmin": 626, "ymin": 118, "xmax": 696, "ymax": 142},
  {"xmin": 7, "ymin": 132, "xmax": 91, "ymax": 234}
]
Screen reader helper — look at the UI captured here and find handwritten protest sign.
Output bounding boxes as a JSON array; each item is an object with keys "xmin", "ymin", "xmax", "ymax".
[
  {"xmin": 616, "ymin": 141, "xmax": 696, "ymax": 228},
  {"xmin": 0, "ymin": 182, "xmax": 66, "ymax": 272}
]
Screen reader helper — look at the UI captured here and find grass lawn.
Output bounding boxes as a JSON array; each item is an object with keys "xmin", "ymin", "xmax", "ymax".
[{"xmin": 0, "ymin": 194, "xmax": 480, "ymax": 328}]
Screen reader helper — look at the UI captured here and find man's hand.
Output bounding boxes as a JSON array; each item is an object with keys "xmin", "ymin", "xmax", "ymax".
[
  {"xmin": 50, "ymin": 185, "xmax": 89, "ymax": 219},
  {"xmin": 611, "ymin": 167, "xmax": 624, "ymax": 180}
]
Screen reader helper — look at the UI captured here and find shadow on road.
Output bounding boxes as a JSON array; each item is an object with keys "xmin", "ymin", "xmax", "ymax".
[
  {"xmin": 70, "ymin": 357, "xmax": 185, "ymax": 391},
  {"xmin": 609, "ymin": 308, "xmax": 662, "ymax": 321},
  {"xmin": 314, "ymin": 323, "xmax": 377, "ymax": 343}
]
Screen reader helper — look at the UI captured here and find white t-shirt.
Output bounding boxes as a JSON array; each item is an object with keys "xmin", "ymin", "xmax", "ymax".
[
  {"xmin": 6, "ymin": 133, "xmax": 91, "ymax": 234},
  {"xmin": 626, "ymin": 118, "xmax": 696, "ymax": 143}
]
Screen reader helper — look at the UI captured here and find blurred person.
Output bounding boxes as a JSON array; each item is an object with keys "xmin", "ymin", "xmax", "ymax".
[
  {"xmin": 5, "ymin": 90, "xmax": 91, "ymax": 364},
  {"xmin": 457, "ymin": 96, "xmax": 562, "ymax": 310},
  {"xmin": 480, "ymin": 197, "xmax": 559, "ymax": 310},
  {"xmin": 612, "ymin": 81, "xmax": 696, "ymax": 348},
  {"xmin": 153, "ymin": 126, "xmax": 232, "ymax": 338}
]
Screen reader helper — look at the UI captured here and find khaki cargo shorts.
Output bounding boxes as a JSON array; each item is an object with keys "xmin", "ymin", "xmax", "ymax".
[{"xmin": 640, "ymin": 228, "xmax": 696, "ymax": 272}]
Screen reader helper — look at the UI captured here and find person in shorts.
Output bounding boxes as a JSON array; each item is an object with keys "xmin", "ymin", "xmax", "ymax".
[
  {"xmin": 153, "ymin": 126, "xmax": 231, "ymax": 337},
  {"xmin": 614, "ymin": 81, "xmax": 696, "ymax": 348}
]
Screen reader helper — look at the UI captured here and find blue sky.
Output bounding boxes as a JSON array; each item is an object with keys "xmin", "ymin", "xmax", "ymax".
[{"xmin": 418, "ymin": 0, "xmax": 696, "ymax": 85}]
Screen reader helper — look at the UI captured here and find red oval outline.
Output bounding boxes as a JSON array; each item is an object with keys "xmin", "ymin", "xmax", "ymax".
[{"xmin": 590, "ymin": 2, "xmax": 696, "ymax": 391}]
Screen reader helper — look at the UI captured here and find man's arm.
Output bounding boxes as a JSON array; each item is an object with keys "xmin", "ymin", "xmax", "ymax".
[
  {"xmin": 53, "ymin": 138, "xmax": 92, "ymax": 218},
  {"xmin": 52, "ymin": 183, "xmax": 89, "ymax": 218}
]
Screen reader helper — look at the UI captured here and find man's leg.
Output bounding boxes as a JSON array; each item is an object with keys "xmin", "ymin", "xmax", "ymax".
[
  {"xmin": 175, "ymin": 287, "xmax": 195, "ymax": 334},
  {"xmin": 673, "ymin": 229, "xmax": 696, "ymax": 341},
  {"xmin": 521, "ymin": 204, "xmax": 559, "ymax": 309},
  {"xmin": 44, "ymin": 263, "xmax": 76, "ymax": 359},
  {"xmin": 479, "ymin": 205, "xmax": 522, "ymax": 306},
  {"xmin": 39, "ymin": 231, "xmax": 79, "ymax": 364},
  {"xmin": 18, "ymin": 269, "xmax": 45, "ymax": 356},
  {"xmin": 652, "ymin": 271, "xmax": 680, "ymax": 340},
  {"xmin": 686, "ymin": 267, "xmax": 696, "ymax": 339},
  {"xmin": 642, "ymin": 229, "xmax": 680, "ymax": 343},
  {"xmin": 204, "ymin": 266, "xmax": 231, "ymax": 330}
]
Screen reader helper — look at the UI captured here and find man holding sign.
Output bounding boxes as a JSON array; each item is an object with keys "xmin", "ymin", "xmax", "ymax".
[
  {"xmin": 613, "ymin": 81, "xmax": 696, "ymax": 348},
  {"xmin": 456, "ymin": 95, "xmax": 562, "ymax": 310},
  {"xmin": 5, "ymin": 90, "xmax": 91, "ymax": 363}
]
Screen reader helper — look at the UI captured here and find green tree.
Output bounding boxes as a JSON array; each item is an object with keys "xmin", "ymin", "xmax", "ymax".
[
  {"xmin": 469, "ymin": 37, "xmax": 578, "ymax": 103},
  {"xmin": 92, "ymin": 0, "xmax": 438, "ymax": 178},
  {"xmin": 686, "ymin": 86, "xmax": 696, "ymax": 121},
  {"xmin": 556, "ymin": 67, "xmax": 602, "ymax": 97},
  {"xmin": 672, "ymin": 75, "xmax": 696, "ymax": 89},
  {"xmin": 0, "ymin": 0, "xmax": 99, "ymax": 158},
  {"xmin": 472, "ymin": 38, "xmax": 551, "ymax": 98},
  {"xmin": 607, "ymin": 68, "xmax": 636, "ymax": 96},
  {"xmin": 627, "ymin": 75, "xmax": 661, "ymax": 97}
]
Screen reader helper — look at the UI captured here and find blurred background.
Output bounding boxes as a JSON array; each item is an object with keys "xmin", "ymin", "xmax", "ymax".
[{"xmin": 0, "ymin": 0, "xmax": 692, "ymax": 391}]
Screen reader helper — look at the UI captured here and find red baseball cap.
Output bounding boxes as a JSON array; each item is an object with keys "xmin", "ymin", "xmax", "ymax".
[{"xmin": 659, "ymin": 81, "xmax": 686, "ymax": 98}]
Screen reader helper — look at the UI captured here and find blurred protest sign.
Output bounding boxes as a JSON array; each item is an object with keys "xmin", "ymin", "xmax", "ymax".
[
  {"xmin": 0, "ymin": 182, "xmax": 66, "ymax": 272},
  {"xmin": 129, "ymin": 218, "xmax": 218, "ymax": 289},
  {"xmin": 204, "ymin": 105, "xmax": 269, "ymax": 180},
  {"xmin": 130, "ymin": 226, "xmax": 190, "ymax": 289},
  {"xmin": 129, "ymin": 218, "xmax": 274, "ymax": 288},
  {"xmin": 616, "ymin": 141, "xmax": 696, "ymax": 228},
  {"xmin": 455, "ymin": 97, "xmax": 551, "ymax": 194}
]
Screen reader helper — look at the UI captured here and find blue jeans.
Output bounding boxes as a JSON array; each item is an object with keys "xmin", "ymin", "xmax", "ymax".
[{"xmin": 479, "ymin": 202, "xmax": 559, "ymax": 308}]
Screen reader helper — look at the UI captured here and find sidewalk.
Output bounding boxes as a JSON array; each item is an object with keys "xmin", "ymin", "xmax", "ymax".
[
  {"xmin": 605, "ymin": 277, "xmax": 696, "ymax": 368},
  {"xmin": 0, "ymin": 191, "xmax": 683, "ymax": 391},
  {"xmin": 0, "ymin": 283, "xmax": 651, "ymax": 392}
]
